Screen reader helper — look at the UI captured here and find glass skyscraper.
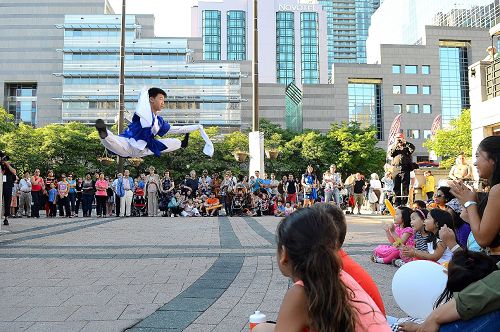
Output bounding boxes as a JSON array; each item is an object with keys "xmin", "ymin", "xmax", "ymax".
[
  {"xmin": 276, "ymin": 11, "xmax": 295, "ymax": 85},
  {"xmin": 300, "ymin": 12, "xmax": 320, "ymax": 84},
  {"xmin": 57, "ymin": 15, "xmax": 242, "ymax": 127},
  {"xmin": 203, "ymin": 10, "xmax": 222, "ymax": 60},
  {"xmin": 227, "ymin": 10, "xmax": 246, "ymax": 61}
]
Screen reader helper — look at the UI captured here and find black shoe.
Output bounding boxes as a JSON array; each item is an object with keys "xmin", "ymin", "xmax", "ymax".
[
  {"xmin": 3, "ymin": 219, "xmax": 8, "ymax": 226},
  {"xmin": 181, "ymin": 133, "xmax": 189, "ymax": 148},
  {"xmin": 95, "ymin": 119, "xmax": 108, "ymax": 139}
]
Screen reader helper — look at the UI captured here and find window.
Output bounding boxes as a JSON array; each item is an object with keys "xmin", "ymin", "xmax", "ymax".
[
  {"xmin": 423, "ymin": 104, "xmax": 432, "ymax": 114},
  {"xmin": 348, "ymin": 83, "xmax": 383, "ymax": 140},
  {"xmin": 405, "ymin": 65, "xmax": 418, "ymax": 74},
  {"xmin": 422, "ymin": 65, "xmax": 430, "ymax": 75},
  {"xmin": 393, "ymin": 85, "xmax": 402, "ymax": 94},
  {"xmin": 394, "ymin": 104, "xmax": 402, "ymax": 113},
  {"xmin": 407, "ymin": 129, "xmax": 420, "ymax": 139},
  {"xmin": 202, "ymin": 10, "xmax": 221, "ymax": 60},
  {"xmin": 406, "ymin": 104, "xmax": 419, "ymax": 113},
  {"xmin": 423, "ymin": 130, "xmax": 432, "ymax": 139},
  {"xmin": 422, "ymin": 85, "xmax": 431, "ymax": 95},
  {"xmin": 227, "ymin": 11, "xmax": 246, "ymax": 60},
  {"xmin": 276, "ymin": 12, "xmax": 295, "ymax": 84},
  {"xmin": 392, "ymin": 65, "xmax": 401, "ymax": 74},
  {"xmin": 406, "ymin": 85, "xmax": 418, "ymax": 94},
  {"xmin": 300, "ymin": 12, "xmax": 320, "ymax": 84}
]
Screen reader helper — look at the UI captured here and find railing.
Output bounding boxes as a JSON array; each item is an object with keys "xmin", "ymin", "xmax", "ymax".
[{"xmin": 486, "ymin": 57, "xmax": 500, "ymax": 100}]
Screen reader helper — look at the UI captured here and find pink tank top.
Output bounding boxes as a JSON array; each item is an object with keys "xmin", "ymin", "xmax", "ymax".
[{"xmin": 294, "ymin": 272, "xmax": 390, "ymax": 332}]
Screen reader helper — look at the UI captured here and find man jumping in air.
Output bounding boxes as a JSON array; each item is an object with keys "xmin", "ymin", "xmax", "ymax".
[{"xmin": 95, "ymin": 87, "xmax": 214, "ymax": 158}]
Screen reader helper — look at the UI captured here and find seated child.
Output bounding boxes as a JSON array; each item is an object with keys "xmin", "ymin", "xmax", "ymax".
[
  {"xmin": 401, "ymin": 208, "xmax": 454, "ymax": 265},
  {"xmin": 181, "ymin": 199, "xmax": 201, "ymax": 217},
  {"xmin": 274, "ymin": 201, "xmax": 285, "ymax": 217},
  {"xmin": 393, "ymin": 209, "xmax": 429, "ymax": 267},
  {"xmin": 284, "ymin": 202, "xmax": 295, "ymax": 216},
  {"xmin": 253, "ymin": 207, "xmax": 389, "ymax": 332},
  {"xmin": 205, "ymin": 193, "xmax": 222, "ymax": 217},
  {"xmin": 372, "ymin": 206, "xmax": 414, "ymax": 264}
]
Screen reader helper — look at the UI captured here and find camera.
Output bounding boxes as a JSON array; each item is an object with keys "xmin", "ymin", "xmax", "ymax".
[{"xmin": 0, "ymin": 151, "xmax": 9, "ymax": 162}]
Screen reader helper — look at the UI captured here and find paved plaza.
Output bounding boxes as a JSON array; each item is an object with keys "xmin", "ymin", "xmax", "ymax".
[{"xmin": 0, "ymin": 213, "xmax": 404, "ymax": 331}]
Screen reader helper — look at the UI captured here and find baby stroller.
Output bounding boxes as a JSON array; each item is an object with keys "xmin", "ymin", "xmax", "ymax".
[
  {"xmin": 158, "ymin": 192, "xmax": 171, "ymax": 217},
  {"xmin": 338, "ymin": 187, "xmax": 350, "ymax": 212},
  {"xmin": 231, "ymin": 184, "xmax": 247, "ymax": 216},
  {"xmin": 131, "ymin": 188, "xmax": 147, "ymax": 217}
]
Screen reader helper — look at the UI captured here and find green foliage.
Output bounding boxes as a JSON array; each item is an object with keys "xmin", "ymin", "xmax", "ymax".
[
  {"xmin": 0, "ymin": 107, "xmax": 16, "ymax": 150},
  {"xmin": 0, "ymin": 119, "xmax": 387, "ymax": 181},
  {"xmin": 423, "ymin": 109, "xmax": 472, "ymax": 169}
]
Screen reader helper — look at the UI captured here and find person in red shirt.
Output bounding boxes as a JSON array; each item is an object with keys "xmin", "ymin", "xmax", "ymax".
[
  {"xmin": 312, "ymin": 203, "xmax": 386, "ymax": 315},
  {"xmin": 30, "ymin": 169, "xmax": 44, "ymax": 218}
]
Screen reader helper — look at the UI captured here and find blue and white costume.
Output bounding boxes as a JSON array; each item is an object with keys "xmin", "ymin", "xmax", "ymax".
[{"xmin": 100, "ymin": 87, "xmax": 214, "ymax": 158}]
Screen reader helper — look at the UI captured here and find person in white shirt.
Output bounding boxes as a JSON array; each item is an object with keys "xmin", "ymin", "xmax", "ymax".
[
  {"xmin": 369, "ymin": 173, "xmax": 382, "ymax": 214},
  {"xmin": 18, "ymin": 171, "xmax": 32, "ymax": 217}
]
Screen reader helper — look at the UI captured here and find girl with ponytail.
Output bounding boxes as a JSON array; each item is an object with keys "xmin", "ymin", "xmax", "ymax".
[{"xmin": 254, "ymin": 207, "xmax": 389, "ymax": 332}]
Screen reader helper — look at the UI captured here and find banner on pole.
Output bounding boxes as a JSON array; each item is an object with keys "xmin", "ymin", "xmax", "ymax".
[{"xmin": 387, "ymin": 114, "xmax": 402, "ymax": 147}]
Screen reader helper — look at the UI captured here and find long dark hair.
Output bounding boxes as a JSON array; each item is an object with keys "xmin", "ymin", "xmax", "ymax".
[
  {"xmin": 427, "ymin": 209, "xmax": 455, "ymax": 249},
  {"xmin": 397, "ymin": 206, "xmax": 413, "ymax": 228},
  {"xmin": 276, "ymin": 208, "xmax": 356, "ymax": 332},
  {"xmin": 478, "ymin": 136, "xmax": 500, "ymax": 187},
  {"xmin": 477, "ymin": 136, "xmax": 500, "ymax": 216},
  {"xmin": 435, "ymin": 250, "xmax": 498, "ymax": 308}
]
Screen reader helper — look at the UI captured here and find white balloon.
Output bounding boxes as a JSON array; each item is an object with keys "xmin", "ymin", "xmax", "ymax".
[{"xmin": 392, "ymin": 260, "xmax": 448, "ymax": 319}]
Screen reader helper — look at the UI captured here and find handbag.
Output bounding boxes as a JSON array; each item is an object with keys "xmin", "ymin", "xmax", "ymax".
[{"xmin": 369, "ymin": 190, "xmax": 378, "ymax": 204}]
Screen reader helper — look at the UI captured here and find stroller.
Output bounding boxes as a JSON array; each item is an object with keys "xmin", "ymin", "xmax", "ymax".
[
  {"xmin": 158, "ymin": 192, "xmax": 172, "ymax": 217},
  {"xmin": 131, "ymin": 188, "xmax": 147, "ymax": 217},
  {"xmin": 231, "ymin": 184, "xmax": 247, "ymax": 216}
]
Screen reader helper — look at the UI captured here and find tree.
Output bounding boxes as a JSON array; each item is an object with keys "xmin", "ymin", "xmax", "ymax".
[
  {"xmin": 423, "ymin": 109, "xmax": 472, "ymax": 169},
  {"xmin": 0, "ymin": 107, "xmax": 16, "ymax": 151},
  {"xmin": 326, "ymin": 122, "xmax": 386, "ymax": 177}
]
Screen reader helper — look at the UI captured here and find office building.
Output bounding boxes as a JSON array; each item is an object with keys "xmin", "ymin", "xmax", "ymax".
[
  {"xmin": 0, "ymin": 0, "xmax": 116, "ymax": 126},
  {"xmin": 57, "ymin": 15, "xmax": 243, "ymax": 127},
  {"xmin": 367, "ymin": 0, "xmax": 499, "ymax": 64},
  {"xmin": 192, "ymin": 0, "xmax": 329, "ymax": 85}
]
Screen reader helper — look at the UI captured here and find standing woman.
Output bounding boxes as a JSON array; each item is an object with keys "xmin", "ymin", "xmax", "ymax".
[
  {"xmin": 161, "ymin": 170, "xmax": 175, "ymax": 200},
  {"xmin": 81, "ymin": 173, "xmax": 94, "ymax": 217},
  {"xmin": 369, "ymin": 173, "xmax": 382, "ymax": 214},
  {"xmin": 67, "ymin": 174, "xmax": 77, "ymax": 216},
  {"xmin": 146, "ymin": 166, "xmax": 160, "ymax": 217},
  {"xmin": 75, "ymin": 177, "xmax": 83, "ymax": 217},
  {"xmin": 44, "ymin": 170, "xmax": 56, "ymax": 217},
  {"xmin": 57, "ymin": 174, "xmax": 71, "ymax": 217},
  {"xmin": 450, "ymin": 136, "xmax": 500, "ymax": 261},
  {"xmin": 30, "ymin": 169, "xmax": 44, "ymax": 218},
  {"xmin": 94, "ymin": 173, "xmax": 108, "ymax": 218},
  {"xmin": 301, "ymin": 165, "xmax": 318, "ymax": 208}
]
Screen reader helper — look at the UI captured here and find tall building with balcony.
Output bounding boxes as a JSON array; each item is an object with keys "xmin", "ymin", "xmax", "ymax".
[
  {"xmin": 469, "ymin": 23, "xmax": 500, "ymax": 156},
  {"xmin": 191, "ymin": 0, "xmax": 329, "ymax": 85},
  {"xmin": 56, "ymin": 15, "xmax": 244, "ymax": 128}
]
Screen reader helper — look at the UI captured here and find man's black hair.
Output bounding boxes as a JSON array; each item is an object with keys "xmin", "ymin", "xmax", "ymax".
[{"xmin": 148, "ymin": 87, "xmax": 167, "ymax": 98}]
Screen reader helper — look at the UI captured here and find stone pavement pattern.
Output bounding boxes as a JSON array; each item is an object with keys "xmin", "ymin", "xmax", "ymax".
[{"xmin": 0, "ymin": 213, "xmax": 404, "ymax": 331}]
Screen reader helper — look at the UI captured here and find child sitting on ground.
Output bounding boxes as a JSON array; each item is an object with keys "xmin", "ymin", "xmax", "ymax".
[
  {"xmin": 401, "ymin": 208, "xmax": 454, "ymax": 265},
  {"xmin": 274, "ymin": 201, "xmax": 285, "ymax": 217},
  {"xmin": 284, "ymin": 202, "xmax": 295, "ymax": 216},
  {"xmin": 372, "ymin": 206, "xmax": 414, "ymax": 264},
  {"xmin": 253, "ymin": 207, "xmax": 390, "ymax": 332},
  {"xmin": 393, "ymin": 209, "xmax": 429, "ymax": 267},
  {"xmin": 181, "ymin": 199, "xmax": 200, "ymax": 217}
]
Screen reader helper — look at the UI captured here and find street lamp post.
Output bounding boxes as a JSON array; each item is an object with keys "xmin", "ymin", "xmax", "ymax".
[
  {"xmin": 248, "ymin": 0, "xmax": 265, "ymax": 178},
  {"xmin": 117, "ymin": 0, "xmax": 126, "ymax": 173}
]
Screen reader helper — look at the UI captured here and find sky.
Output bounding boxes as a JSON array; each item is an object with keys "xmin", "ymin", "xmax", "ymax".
[{"xmin": 107, "ymin": 0, "xmax": 200, "ymax": 37}]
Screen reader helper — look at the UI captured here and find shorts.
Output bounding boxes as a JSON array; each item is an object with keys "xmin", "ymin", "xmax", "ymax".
[
  {"xmin": 287, "ymin": 193, "xmax": 297, "ymax": 203},
  {"xmin": 354, "ymin": 193, "xmax": 364, "ymax": 206}
]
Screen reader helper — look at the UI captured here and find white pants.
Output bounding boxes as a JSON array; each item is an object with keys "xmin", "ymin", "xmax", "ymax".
[
  {"xmin": 100, "ymin": 125, "xmax": 214, "ymax": 158},
  {"xmin": 181, "ymin": 208, "xmax": 200, "ymax": 217},
  {"xmin": 120, "ymin": 190, "xmax": 133, "ymax": 216}
]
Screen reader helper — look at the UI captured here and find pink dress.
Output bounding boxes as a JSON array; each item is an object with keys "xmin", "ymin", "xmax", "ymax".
[
  {"xmin": 95, "ymin": 179, "xmax": 108, "ymax": 196},
  {"xmin": 294, "ymin": 272, "xmax": 390, "ymax": 332},
  {"xmin": 373, "ymin": 225, "xmax": 414, "ymax": 264}
]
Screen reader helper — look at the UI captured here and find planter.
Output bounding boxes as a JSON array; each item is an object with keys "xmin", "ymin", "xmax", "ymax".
[
  {"xmin": 128, "ymin": 157, "xmax": 144, "ymax": 167},
  {"xmin": 233, "ymin": 151, "xmax": 249, "ymax": 163},
  {"xmin": 97, "ymin": 157, "xmax": 115, "ymax": 166},
  {"xmin": 266, "ymin": 149, "xmax": 279, "ymax": 160}
]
